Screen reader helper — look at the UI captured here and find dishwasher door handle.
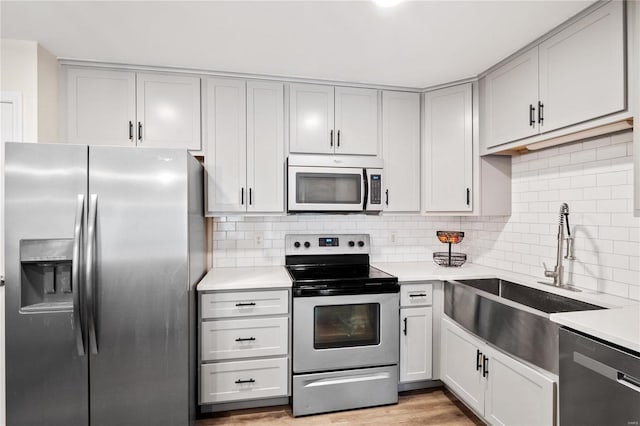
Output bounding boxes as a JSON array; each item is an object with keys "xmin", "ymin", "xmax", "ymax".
[{"xmin": 574, "ymin": 351, "xmax": 640, "ymax": 393}]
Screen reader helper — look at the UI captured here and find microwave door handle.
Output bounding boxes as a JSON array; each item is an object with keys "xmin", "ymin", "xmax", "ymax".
[{"xmin": 363, "ymin": 169, "xmax": 368, "ymax": 211}]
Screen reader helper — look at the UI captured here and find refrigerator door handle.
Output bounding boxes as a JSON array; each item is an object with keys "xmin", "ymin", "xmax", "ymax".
[
  {"xmin": 72, "ymin": 194, "xmax": 86, "ymax": 356},
  {"xmin": 86, "ymin": 194, "xmax": 99, "ymax": 355}
]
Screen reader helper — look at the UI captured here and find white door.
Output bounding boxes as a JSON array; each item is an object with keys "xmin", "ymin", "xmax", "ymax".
[
  {"xmin": 382, "ymin": 91, "xmax": 421, "ymax": 212},
  {"xmin": 289, "ymin": 83, "xmax": 334, "ymax": 154},
  {"xmin": 441, "ymin": 317, "xmax": 486, "ymax": 415},
  {"xmin": 423, "ymin": 83, "xmax": 473, "ymax": 212},
  {"xmin": 484, "ymin": 347, "xmax": 556, "ymax": 426},
  {"xmin": 334, "ymin": 87, "xmax": 379, "ymax": 155},
  {"xmin": 66, "ymin": 68, "xmax": 136, "ymax": 146},
  {"xmin": 400, "ymin": 307, "xmax": 433, "ymax": 383},
  {"xmin": 136, "ymin": 73, "xmax": 201, "ymax": 150},
  {"xmin": 1, "ymin": 91, "xmax": 23, "ymax": 426},
  {"xmin": 484, "ymin": 47, "xmax": 539, "ymax": 148},
  {"xmin": 538, "ymin": 0, "xmax": 625, "ymax": 133},
  {"xmin": 246, "ymin": 81, "xmax": 285, "ymax": 213},
  {"xmin": 205, "ymin": 78, "xmax": 247, "ymax": 214}
]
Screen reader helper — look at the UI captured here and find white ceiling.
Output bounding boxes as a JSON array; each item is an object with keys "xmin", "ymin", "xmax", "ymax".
[{"xmin": 1, "ymin": 0, "xmax": 593, "ymax": 88}]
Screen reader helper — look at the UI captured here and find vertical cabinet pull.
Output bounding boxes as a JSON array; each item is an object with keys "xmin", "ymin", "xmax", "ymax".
[
  {"xmin": 476, "ymin": 349, "xmax": 482, "ymax": 371},
  {"xmin": 529, "ymin": 104, "xmax": 535, "ymax": 127},
  {"xmin": 403, "ymin": 317, "xmax": 407, "ymax": 336},
  {"xmin": 482, "ymin": 355, "xmax": 489, "ymax": 378},
  {"xmin": 249, "ymin": 188, "xmax": 252, "ymax": 205},
  {"xmin": 129, "ymin": 121, "xmax": 133, "ymax": 140},
  {"xmin": 538, "ymin": 101, "xmax": 544, "ymax": 125},
  {"xmin": 337, "ymin": 130, "xmax": 341, "ymax": 147},
  {"xmin": 466, "ymin": 188, "xmax": 470, "ymax": 206},
  {"xmin": 241, "ymin": 188, "xmax": 244, "ymax": 205},
  {"xmin": 385, "ymin": 189, "xmax": 389, "ymax": 206},
  {"xmin": 330, "ymin": 130, "xmax": 334, "ymax": 147},
  {"xmin": 138, "ymin": 122, "xmax": 142, "ymax": 141}
]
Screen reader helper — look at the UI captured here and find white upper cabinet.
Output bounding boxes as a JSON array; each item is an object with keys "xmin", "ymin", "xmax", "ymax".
[
  {"xmin": 289, "ymin": 83, "xmax": 379, "ymax": 156},
  {"xmin": 483, "ymin": 0, "xmax": 626, "ymax": 151},
  {"xmin": 538, "ymin": 0, "xmax": 625, "ymax": 133},
  {"xmin": 246, "ymin": 81, "xmax": 285, "ymax": 213},
  {"xmin": 423, "ymin": 83, "xmax": 473, "ymax": 212},
  {"xmin": 334, "ymin": 87, "xmax": 379, "ymax": 155},
  {"xmin": 484, "ymin": 47, "xmax": 539, "ymax": 148},
  {"xmin": 205, "ymin": 78, "xmax": 285, "ymax": 215},
  {"xmin": 205, "ymin": 78, "xmax": 247, "ymax": 214},
  {"xmin": 136, "ymin": 73, "xmax": 201, "ymax": 150},
  {"xmin": 382, "ymin": 91, "xmax": 420, "ymax": 212},
  {"xmin": 289, "ymin": 83, "xmax": 334, "ymax": 154},
  {"xmin": 66, "ymin": 67, "xmax": 201, "ymax": 150},
  {"xmin": 67, "ymin": 68, "xmax": 136, "ymax": 146}
]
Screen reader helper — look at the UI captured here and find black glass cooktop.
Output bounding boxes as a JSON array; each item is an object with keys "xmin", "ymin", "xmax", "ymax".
[{"xmin": 285, "ymin": 255, "xmax": 398, "ymax": 296}]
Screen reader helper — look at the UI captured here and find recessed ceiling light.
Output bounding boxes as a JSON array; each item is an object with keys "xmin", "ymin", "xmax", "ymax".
[{"xmin": 373, "ymin": 0, "xmax": 405, "ymax": 8}]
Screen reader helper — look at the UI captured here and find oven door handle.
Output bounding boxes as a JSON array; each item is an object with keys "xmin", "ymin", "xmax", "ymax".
[{"xmin": 362, "ymin": 169, "xmax": 369, "ymax": 211}]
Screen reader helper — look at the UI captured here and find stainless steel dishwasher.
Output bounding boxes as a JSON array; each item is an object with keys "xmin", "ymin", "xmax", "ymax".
[{"xmin": 560, "ymin": 328, "xmax": 640, "ymax": 425}]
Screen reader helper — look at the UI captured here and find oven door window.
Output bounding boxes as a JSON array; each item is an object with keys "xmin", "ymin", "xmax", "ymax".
[
  {"xmin": 314, "ymin": 303, "xmax": 380, "ymax": 349},
  {"xmin": 296, "ymin": 172, "xmax": 362, "ymax": 204}
]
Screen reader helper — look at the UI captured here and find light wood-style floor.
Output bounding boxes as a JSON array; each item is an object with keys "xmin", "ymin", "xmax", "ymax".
[{"xmin": 197, "ymin": 388, "xmax": 483, "ymax": 425}]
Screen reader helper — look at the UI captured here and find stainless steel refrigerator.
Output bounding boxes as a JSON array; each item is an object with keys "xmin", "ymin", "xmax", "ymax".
[{"xmin": 4, "ymin": 142, "xmax": 206, "ymax": 426}]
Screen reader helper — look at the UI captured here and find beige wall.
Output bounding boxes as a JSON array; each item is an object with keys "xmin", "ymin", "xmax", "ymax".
[
  {"xmin": 0, "ymin": 39, "xmax": 59, "ymax": 143},
  {"xmin": 1, "ymin": 39, "xmax": 38, "ymax": 142}
]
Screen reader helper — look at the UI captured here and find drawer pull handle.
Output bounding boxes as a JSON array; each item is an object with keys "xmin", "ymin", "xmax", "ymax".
[
  {"xmin": 235, "ymin": 378, "xmax": 255, "ymax": 384},
  {"xmin": 235, "ymin": 302, "xmax": 256, "ymax": 307},
  {"xmin": 409, "ymin": 293, "xmax": 427, "ymax": 298},
  {"xmin": 235, "ymin": 337, "xmax": 256, "ymax": 342}
]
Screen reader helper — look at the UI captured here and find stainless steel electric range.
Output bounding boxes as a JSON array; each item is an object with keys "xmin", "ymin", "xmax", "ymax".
[{"xmin": 285, "ymin": 234, "xmax": 400, "ymax": 417}]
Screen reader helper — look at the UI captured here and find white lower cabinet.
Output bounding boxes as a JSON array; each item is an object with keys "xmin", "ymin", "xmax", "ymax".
[
  {"xmin": 441, "ymin": 316, "xmax": 556, "ymax": 425},
  {"xmin": 200, "ymin": 358, "xmax": 288, "ymax": 404},
  {"xmin": 399, "ymin": 283, "xmax": 433, "ymax": 384},
  {"xmin": 199, "ymin": 289, "xmax": 290, "ymax": 406}
]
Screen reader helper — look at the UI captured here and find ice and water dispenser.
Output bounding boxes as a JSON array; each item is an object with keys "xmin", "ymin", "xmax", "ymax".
[{"xmin": 20, "ymin": 238, "xmax": 74, "ymax": 311}]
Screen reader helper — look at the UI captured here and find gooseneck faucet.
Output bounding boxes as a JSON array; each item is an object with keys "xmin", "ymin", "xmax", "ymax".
[{"xmin": 542, "ymin": 203, "xmax": 575, "ymax": 287}]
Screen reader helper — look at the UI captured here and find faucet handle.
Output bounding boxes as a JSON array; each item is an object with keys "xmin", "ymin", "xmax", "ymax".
[{"xmin": 543, "ymin": 262, "xmax": 555, "ymax": 278}]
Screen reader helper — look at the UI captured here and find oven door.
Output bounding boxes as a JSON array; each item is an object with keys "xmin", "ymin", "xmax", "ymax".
[
  {"xmin": 293, "ymin": 292, "xmax": 399, "ymax": 373},
  {"xmin": 288, "ymin": 166, "xmax": 365, "ymax": 212}
]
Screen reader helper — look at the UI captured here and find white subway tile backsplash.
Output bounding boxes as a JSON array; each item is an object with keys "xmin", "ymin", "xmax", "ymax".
[{"xmin": 210, "ymin": 131, "xmax": 638, "ymax": 301}]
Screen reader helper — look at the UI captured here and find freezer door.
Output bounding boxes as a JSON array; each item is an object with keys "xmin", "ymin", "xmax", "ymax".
[
  {"xmin": 4, "ymin": 143, "xmax": 89, "ymax": 426},
  {"xmin": 87, "ymin": 147, "xmax": 191, "ymax": 426}
]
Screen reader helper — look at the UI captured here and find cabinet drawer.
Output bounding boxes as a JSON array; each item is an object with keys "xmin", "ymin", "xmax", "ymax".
[
  {"xmin": 201, "ymin": 317, "xmax": 288, "ymax": 361},
  {"xmin": 201, "ymin": 290, "xmax": 289, "ymax": 319},
  {"xmin": 400, "ymin": 283, "xmax": 433, "ymax": 307},
  {"xmin": 200, "ymin": 358, "xmax": 288, "ymax": 404}
]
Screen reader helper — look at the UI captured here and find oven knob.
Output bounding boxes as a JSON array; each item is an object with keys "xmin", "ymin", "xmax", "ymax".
[
  {"xmin": 294, "ymin": 241, "xmax": 300, "ymax": 248},
  {"xmin": 348, "ymin": 241, "xmax": 355, "ymax": 247},
  {"xmin": 304, "ymin": 241, "xmax": 311, "ymax": 248},
  {"xmin": 358, "ymin": 241, "xmax": 365, "ymax": 247}
]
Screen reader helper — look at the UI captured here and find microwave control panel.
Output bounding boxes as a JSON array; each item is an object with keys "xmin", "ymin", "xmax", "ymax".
[{"xmin": 370, "ymin": 174, "xmax": 381, "ymax": 204}]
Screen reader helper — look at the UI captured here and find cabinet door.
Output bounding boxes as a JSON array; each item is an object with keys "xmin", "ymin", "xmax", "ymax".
[
  {"xmin": 539, "ymin": 1, "xmax": 625, "ymax": 133},
  {"xmin": 136, "ymin": 73, "xmax": 201, "ymax": 150},
  {"xmin": 485, "ymin": 347, "xmax": 556, "ymax": 426},
  {"xmin": 382, "ymin": 91, "xmax": 420, "ymax": 212},
  {"xmin": 441, "ymin": 317, "xmax": 485, "ymax": 415},
  {"xmin": 334, "ymin": 87, "xmax": 379, "ymax": 155},
  {"xmin": 400, "ymin": 307, "xmax": 433, "ymax": 383},
  {"xmin": 205, "ymin": 78, "xmax": 247, "ymax": 214},
  {"xmin": 423, "ymin": 83, "xmax": 473, "ymax": 212},
  {"xmin": 67, "ymin": 68, "xmax": 136, "ymax": 146},
  {"xmin": 289, "ymin": 83, "xmax": 334, "ymax": 154},
  {"xmin": 246, "ymin": 81, "xmax": 285, "ymax": 213},
  {"xmin": 484, "ymin": 47, "xmax": 539, "ymax": 148}
]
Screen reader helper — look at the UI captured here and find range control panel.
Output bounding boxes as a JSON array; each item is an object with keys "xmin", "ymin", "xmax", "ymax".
[{"xmin": 285, "ymin": 234, "xmax": 370, "ymax": 256}]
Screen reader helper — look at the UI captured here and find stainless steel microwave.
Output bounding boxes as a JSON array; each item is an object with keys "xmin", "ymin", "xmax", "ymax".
[{"xmin": 287, "ymin": 155, "xmax": 384, "ymax": 213}]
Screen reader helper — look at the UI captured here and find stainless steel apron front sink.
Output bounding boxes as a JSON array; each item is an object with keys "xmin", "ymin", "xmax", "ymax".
[{"xmin": 444, "ymin": 278, "xmax": 604, "ymax": 374}]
